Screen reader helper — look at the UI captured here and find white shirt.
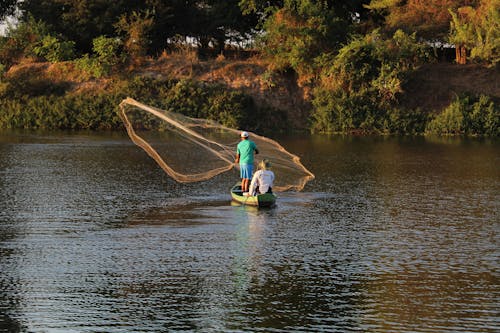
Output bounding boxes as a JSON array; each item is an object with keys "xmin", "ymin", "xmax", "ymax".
[{"xmin": 249, "ymin": 169, "xmax": 275, "ymax": 195}]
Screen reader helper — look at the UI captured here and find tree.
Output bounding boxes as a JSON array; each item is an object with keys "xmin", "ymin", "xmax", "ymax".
[
  {"xmin": 17, "ymin": 0, "xmax": 259, "ymax": 56},
  {"xmin": 115, "ymin": 10, "xmax": 154, "ymax": 62},
  {"xmin": 0, "ymin": 15, "xmax": 51, "ymax": 65},
  {"xmin": 449, "ymin": 0, "xmax": 499, "ymax": 65},
  {"xmin": 0, "ymin": 0, "xmax": 18, "ymax": 21},
  {"xmin": 19, "ymin": 0, "xmax": 145, "ymax": 53},
  {"xmin": 247, "ymin": 0, "xmax": 368, "ymax": 84},
  {"xmin": 366, "ymin": 0, "xmax": 480, "ymax": 38},
  {"xmin": 173, "ymin": 0, "xmax": 259, "ymax": 54}
]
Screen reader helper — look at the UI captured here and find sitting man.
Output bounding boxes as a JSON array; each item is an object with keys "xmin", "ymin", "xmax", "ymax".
[{"xmin": 248, "ymin": 159, "xmax": 275, "ymax": 196}]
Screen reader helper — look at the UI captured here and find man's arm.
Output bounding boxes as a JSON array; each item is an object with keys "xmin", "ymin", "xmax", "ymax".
[{"xmin": 235, "ymin": 153, "xmax": 240, "ymax": 163}]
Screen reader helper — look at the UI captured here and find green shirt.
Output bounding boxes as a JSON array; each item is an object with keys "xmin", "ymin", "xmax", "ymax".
[{"xmin": 237, "ymin": 139, "xmax": 257, "ymax": 164}]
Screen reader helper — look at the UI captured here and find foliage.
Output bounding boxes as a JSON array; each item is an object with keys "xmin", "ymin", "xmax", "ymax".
[
  {"xmin": 0, "ymin": 15, "xmax": 51, "ymax": 65},
  {"xmin": 19, "ymin": 0, "xmax": 143, "ymax": 53},
  {"xmin": 0, "ymin": 94, "xmax": 123, "ymax": 130},
  {"xmin": 74, "ymin": 36, "xmax": 124, "ymax": 78},
  {"xmin": 0, "ymin": 75, "xmax": 276, "ymax": 131},
  {"xmin": 92, "ymin": 36, "xmax": 124, "ymax": 67},
  {"xmin": 74, "ymin": 54, "xmax": 107, "ymax": 79},
  {"xmin": 0, "ymin": 0, "xmax": 497, "ymax": 136},
  {"xmin": 0, "ymin": 63, "xmax": 6, "ymax": 78},
  {"xmin": 426, "ymin": 94, "xmax": 499, "ymax": 136},
  {"xmin": 207, "ymin": 91, "xmax": 254, "ymax": 128},
  {"xmin": 115, "ymin": 10, "xmax": 154, "ymax": 61},
  {"xmin": 32, "ymin": 35, "xmax": 76, "ymax": 62},
  {"xmin": 310, "ymin": 29, "xmax": 431, "ymax": 134},
  {"xmin": 366, "ymin": 0, "xmax": 465, "ymax": 41},
  {"xmin": 0, "ymin": 0, "xmax": 17, "ymax": 21},
  {"xmin": 17, "ymin": 0, "xmax": 258, "ymax": 56},
  {"xmin": 258, "ymin": 3, "xmax": 352, "ymax": 85},
  {"xmin": 383, "ymin": 108, "xmax": 430, "ymax": 135},
  {"xmin": 449, "ymin": 1, "xmax": 500, "ymax": 65}
]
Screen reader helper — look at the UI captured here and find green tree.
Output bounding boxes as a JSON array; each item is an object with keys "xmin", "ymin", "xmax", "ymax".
[
  {"xmin": 115, "ymin": 10, "xmax": 154, "ymax": 62},
  {"xmin": 449, "ymin": 0, "xmax": 499, "ymax": 65},
  {"xmin": 365, "ymin": 0, "xmax": 483, "ymax": 63},
  {"xmin": 167, "ymin": 1, "xmax": 259, "ymax": 55},
  {"xmin": 311, "ymin": 29, "xmax": 431, "ymax": 133},
  {"xmin": 366, "ymin": 0, "xmax": 471, "ymax": 39},
  {"xmin": 17, "ymin": 0, "xmax": 259, "ymax": 56},
  {"xmin": 255, "ymin": 1, "xmax": 361, "ymax": 85},
  {"xmin": 32, "ymin": 35, "xmax": 76, "ymax": 62},
  {"xmin": 0, "ymin": 15, "xmax": 51, "ymax": 65},
  {"xmin": 19, "ymin": 0, "xmax": 145, "ymax": 53}
]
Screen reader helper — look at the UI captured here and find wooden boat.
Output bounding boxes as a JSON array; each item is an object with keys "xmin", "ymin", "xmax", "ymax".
[{"xmin": 230, "ymin": 183, "xmax": 277, "ymax": 207}]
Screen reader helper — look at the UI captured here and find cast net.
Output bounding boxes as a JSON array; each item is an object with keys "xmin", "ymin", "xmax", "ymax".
[{"xmin": 119, "ymin": 97, "xmax": 314, "ymax": 191}]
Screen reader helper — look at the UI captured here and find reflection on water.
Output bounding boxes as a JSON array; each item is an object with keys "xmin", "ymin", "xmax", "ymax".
[{"xmin": 0, "ymin": 131, "xmax": 498, "ymax": 332}]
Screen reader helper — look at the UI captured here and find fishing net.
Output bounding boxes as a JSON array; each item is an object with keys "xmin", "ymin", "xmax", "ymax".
[{"xmin": 119, "ymin": 97, "xmax": 314, "ymax": 191}]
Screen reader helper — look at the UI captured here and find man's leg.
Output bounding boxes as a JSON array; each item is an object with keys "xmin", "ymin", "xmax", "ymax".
[{"xmin": 242, "ymin": 178, "xmax": 249, "ymax": 192}]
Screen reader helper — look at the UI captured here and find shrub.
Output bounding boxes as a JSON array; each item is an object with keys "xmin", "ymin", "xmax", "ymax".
[
  {"xmin": 383, "ymin": 108, "xmax": 429, "ymax": 135},
  {"xmin": 164, "ymin": 79, "xmax": 210, "ymax": 118},
  {"xmin": 32, "ymin": 35, "xmax": 76, "ymax": 62},
  {"xmin": 311, "ymin": 30, "xmax": 433, "ymax": 134},
  {"xmin": 0, "ymin": 75, "xmax": 274, "ymax": 132},
  {"xmin": 0, "ymin": 16, "xmax": 51, "ymax": 65},
  {"xmin": 73, "ymin": 36, "xmax": 124, "ymax": 79},
  {"xmin": 426, "ymin": 94, "xmax": 499, "ymax": 136},
  {"xmin": 92, "ymin": 36, "xmax": 124, "ymax": 67},
  {"xmin": 207, "ymin": 91, "xmax": 253, "ymax": 128},
  {"xmin": 74, "ymin": 54, "xmax": 107, "ymax": 79}
]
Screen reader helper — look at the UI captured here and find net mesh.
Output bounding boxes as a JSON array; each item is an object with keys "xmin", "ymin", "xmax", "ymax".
[{"xmin": 119, "ymin": 97, "xmax": 314, "ymax": 191}]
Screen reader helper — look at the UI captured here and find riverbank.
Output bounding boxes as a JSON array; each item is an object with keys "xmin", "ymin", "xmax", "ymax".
[{"xmin": 0, "ymin": 54, "xmax": 498, "ymax": 134}]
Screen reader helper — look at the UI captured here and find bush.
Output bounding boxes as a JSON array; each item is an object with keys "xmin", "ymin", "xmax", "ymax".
[
  {"xmin": 163, "ymin": 79, "xmax": 210, "ymax": 118},
  {"xmin": 383, "ymin": 108, "xmax": 429, "ymax": 135},
  {"xmin": 310, "ymin": 30, "xmax": 432, "ymax": 134},
  {"xmin": 74, "ymin": 54, "xmax": 107, "ymax": 79},
  {"xmin": 0, "ymin": 93, "xmax": 124, "ymax": 130},
  {"xmin": 207, "ymin": 91, "xmax": 253, "ymax": 128},
  {"xmin": 426, "ymin": 94, "xmax": 499, "ymax": 136},
  {"xmin": 0, "ymin": 16, "xmax": 51, "ymax": 65},
  {"xmin": 0, "ymin": 76, "xmax": 268, "ymax": 131},
  {"xmin": 32, "ymin": 35, "xmax": 76, "ymax": 62},
  {"xmin": 92, "ymin": 36, "xmax": 124, "ymax": 67}
]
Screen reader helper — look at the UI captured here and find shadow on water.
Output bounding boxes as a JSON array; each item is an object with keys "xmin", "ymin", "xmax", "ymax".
[{"xmin": 120, "ymin": 190, "xmax": 335, "ymax": 228}]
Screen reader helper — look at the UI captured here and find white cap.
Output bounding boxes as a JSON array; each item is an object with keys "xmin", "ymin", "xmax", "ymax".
[{"xmin": 241, "ymin": 131, "xmax": 249, "ymax": 138}]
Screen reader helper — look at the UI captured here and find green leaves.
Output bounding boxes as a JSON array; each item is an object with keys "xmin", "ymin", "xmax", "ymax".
[
  {"xmin": 310, "ymin": 30, "xmax": 431, "ymax": 134},
  {"xmin": 426, "ymin": 94, "xmax": 499, "ymax": 136},
  {"xmin": 33, "ymin": 35, "xmax": 76, "ymax": 62}
]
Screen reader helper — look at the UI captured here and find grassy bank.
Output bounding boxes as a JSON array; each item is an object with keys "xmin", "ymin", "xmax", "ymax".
[{"xmin": 0, "ymin": 55, "xmax": 498, "ymax": 136}]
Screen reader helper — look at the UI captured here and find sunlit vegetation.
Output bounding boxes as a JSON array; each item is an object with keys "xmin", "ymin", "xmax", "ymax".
[{"xmin": 0, "ymin": 0, "xmax": 497, "ymax": 135}]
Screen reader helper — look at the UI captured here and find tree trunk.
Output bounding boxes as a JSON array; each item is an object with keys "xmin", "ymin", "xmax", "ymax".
[{"xmin": 456, "ymin": 44, "xmax": 467, "ymax": 64}]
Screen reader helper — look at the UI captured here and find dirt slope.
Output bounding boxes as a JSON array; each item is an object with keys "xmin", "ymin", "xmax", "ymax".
[
  {"xmin": 6, "ymin": 57, "xmax": 499, "ymax": 129},
  {"xmin": 400, "ymin": 63, "xmax": 499, "ymax": 112}
]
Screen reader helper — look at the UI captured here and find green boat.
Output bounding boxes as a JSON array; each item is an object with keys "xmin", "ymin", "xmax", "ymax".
[{"xmin": 230, "ymin": 183, "xmax": 277, "ymax": 207}]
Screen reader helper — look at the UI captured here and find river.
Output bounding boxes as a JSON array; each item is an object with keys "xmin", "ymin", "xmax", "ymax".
[{"xmin": 0, "ymin": 131, "xmax": 498, "ymax": 332}]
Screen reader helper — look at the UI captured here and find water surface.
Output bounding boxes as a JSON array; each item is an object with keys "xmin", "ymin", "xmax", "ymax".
[{"xmin": 0, "ymin": 131, "xmax": 498, "ymax": 332}]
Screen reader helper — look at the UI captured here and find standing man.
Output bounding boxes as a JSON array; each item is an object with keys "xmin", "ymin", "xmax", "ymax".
[{"xmin": 235, "ymin": 131, "xmax": 259, "ymax": 193}]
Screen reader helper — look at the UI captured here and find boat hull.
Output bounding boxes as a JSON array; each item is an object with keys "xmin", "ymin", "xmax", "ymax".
[{"xmin": 231, "ymin": 183, "xmax": 276, "ymax": 207}]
